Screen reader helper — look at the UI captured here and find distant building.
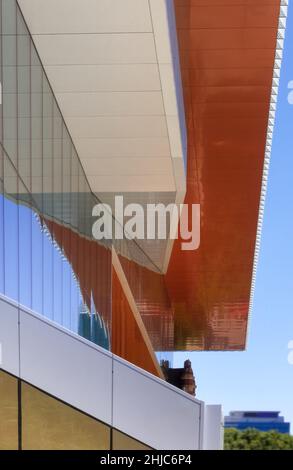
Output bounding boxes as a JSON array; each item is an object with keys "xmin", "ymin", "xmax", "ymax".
[
  {"xmin": 156, "ymin": 352, "xmax": 174, "ymax": 368},
  {"xmin": 225, "ymin": 411, "xmax": 290, "ymax": 434},
  {"xmin": 161, "ymin": 359, "xmax": 197, "ymax": 397}
]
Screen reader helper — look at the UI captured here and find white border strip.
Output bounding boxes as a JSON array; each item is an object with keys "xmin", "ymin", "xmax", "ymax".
[{"xmin": 149, "ymin": 0, "xmax": 187, "ymax": 273}]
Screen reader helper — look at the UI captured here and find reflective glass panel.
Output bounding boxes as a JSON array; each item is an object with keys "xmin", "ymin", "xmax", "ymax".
[
  {"xmin": 0, "ymin": 370, "xmax": 18, "ymax": 450},
  {"xmin": 112, "ymin": 429, "xmax": 151, "ymax": 450},
  {"xmin": 22, "ymin": 382, "xmax": 110, "ymax": 450}
]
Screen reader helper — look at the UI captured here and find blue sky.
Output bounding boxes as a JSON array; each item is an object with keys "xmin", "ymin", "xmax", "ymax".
[{"xmin": 175, "ymin": 4, "xmax": 293, "ymax": 431}]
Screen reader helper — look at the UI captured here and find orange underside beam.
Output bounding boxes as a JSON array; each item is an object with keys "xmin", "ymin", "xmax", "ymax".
[{"xmin": 164, "ymin": 0, "xmax": 280, "ymax": 350}]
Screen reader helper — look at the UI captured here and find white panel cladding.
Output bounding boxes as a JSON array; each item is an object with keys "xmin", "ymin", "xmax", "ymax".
[
  {"xmin": 87, "ymin": 174, "xmax": 176, "ymax": 193},
  {"xmin": 19, "ymin": 309, "xmax": 113, "ymax": 425},
  {"xmin": 149, "ymin": 0, "xmax": 187, "ymax": 163},
  {"xmin": 17, "ymin": 0, "xmax": 153, "ymax": 34},
  {"xmin": 75, "ymin": 138, "xmax": 171, "ymax": 159},
  {"xmin": 18, "ymin": 0, "xmax": 186, "ymax": 197},
  {"xmin": 44, "ymin": 64, "xmax": 161, "ymax": 93},
  {"xmin": 65, "ymin": 116, "xmax": 168, "ymax": 139},
  {"xmin": 0, "ymin": 297, "xmax": 214, "ymax": 449},
  {"xmin": 56, "ymin": 92, "xmax": 165, "ymax": 117},
  {"xmin": 32, "ymin": 33, "xmax": 157, "ymax": 65},
  {"xmin": 112, "ymin": 356, "xmax": 203, "ymax": 450},
  {"xmin": 203, "ymin": 405, "xmax": 224, "ymax": 450},
  {"xmin": 0, "ymin": 296, "xmax": 19, "ymax": 376},
  {"xmin": 82, "ymin": 157, "xmax": 173, "ymax": 176}
]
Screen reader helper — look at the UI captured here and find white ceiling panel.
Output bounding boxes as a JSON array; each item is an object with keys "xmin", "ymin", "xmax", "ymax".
[
  {"xmin": 18, "ymin": 0, "xmax": 152, "ymax": 34},
  {"xmin": 82, "ymin": 158, "xmax": 174, "ymax": 176},
  {"xmin": 55, "ymin": 92, "xmax": 165, "ymax": 117},
  {"xmin": 65, "ymin": 116, "xmax": 168, "ymax": 139},
  {"xmin": 32, "ymin": 33, "xmax": 157, "ymax": 65},
  {"xmin": 18, "ymin": 0, "xmax": 186, "ymax": 207},
  {"xmin": 45, "ymin": 64, "xmax": 161, "ymax": 93},
  {"xmin": 74, "ymin": 138, "xmax": 171, "ymax": 159},
  {"xmin": 17, "ymin": 0, "xmax": 187, "ymax": 271},
  {"xmin": 87, "ymin": 175, "xmax": 176, "ymax": 193}
]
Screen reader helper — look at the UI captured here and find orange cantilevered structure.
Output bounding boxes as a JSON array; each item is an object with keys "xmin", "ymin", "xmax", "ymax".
[
  {"xmin": 42, "ymin": 0, "xmax": 284, "ymax": 363},
  {"xmin": 117, "ymin": 0, "xmax": 284, "ymax": 354},
  {"xmin": 165, "ymin": 0, "xmax": 283, "ymax": 350},
  {"xmin": 10, "ymin": 0, "xmax": 286, "ymax": 379}
]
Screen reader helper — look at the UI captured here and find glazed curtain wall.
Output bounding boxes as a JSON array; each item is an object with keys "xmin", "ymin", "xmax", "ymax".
[
  {"xmin": 0, "ymin": 0, "xmax": 173, "ymax": 372},
  {"xmin": 0, "ymin": 0, "xmax": 112, "ymax": 349},
  {"xmin": 0, "ymin": 369, "xmax": 151, "ymax": 450}
]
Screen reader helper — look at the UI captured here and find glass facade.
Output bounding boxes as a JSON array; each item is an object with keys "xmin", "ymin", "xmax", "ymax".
[
  {"xmin": 0, "ymin": 370, "xmax": 151, "ymax": 451},
  {"xmin": 0, "ymin": 0, "xmax": 112, "ymax": 349},
  {"xmin": 0, "ymin": 0, "xmax": 174, "ymax": 362},
  {"xmin": 225, "ymin": 411, "xmax": 291, "ymax": 434}
]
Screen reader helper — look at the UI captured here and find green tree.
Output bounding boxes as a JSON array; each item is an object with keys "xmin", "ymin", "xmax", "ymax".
[{"xmin": 224, "ymin": 428, "xmax": 293, "ymax": 450}]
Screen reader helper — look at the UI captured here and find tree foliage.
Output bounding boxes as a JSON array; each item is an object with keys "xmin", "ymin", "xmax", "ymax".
[{"xmin": 224, "ymin": 428, "xmax": 293, "ymax": 450}]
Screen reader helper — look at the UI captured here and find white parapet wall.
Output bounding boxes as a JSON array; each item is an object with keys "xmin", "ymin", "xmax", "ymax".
[
  {"xmin": 203, "ymin": 404, "xmax": 224, "ymax": 450},
  {"xmin": 0, "ymin": 293, "xmax": 222, "ymax": 450}
]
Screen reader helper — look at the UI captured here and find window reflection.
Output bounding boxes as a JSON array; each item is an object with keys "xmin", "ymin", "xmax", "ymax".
[
  {"xmin": 18, "ymin": 192, "xmax": 32, "ymax": 308},
  {"xmin": 0, "ymin": 175, "xmax": 112, "ymax": 349},
  {"xmin": 0, "ymin": 0, "xmax": 165, "ymax": 360},
  {"xmin": 4, "ymin": 171, "xmax": 19, "ymax": 300},
  {"xmin": 0, "ymin": 0, "xmax": 111, "ymax": 350}
]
